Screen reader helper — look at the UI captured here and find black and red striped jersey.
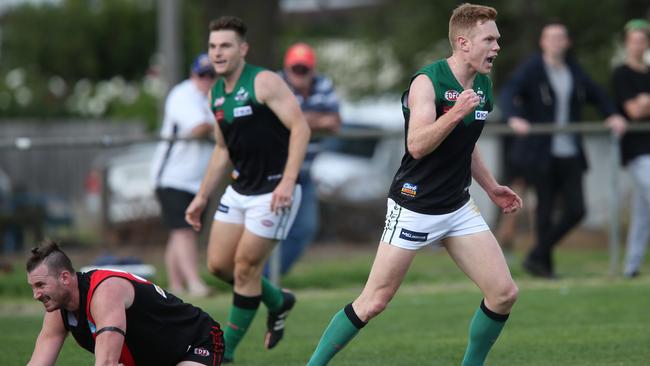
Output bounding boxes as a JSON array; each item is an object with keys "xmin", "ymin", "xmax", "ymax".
[{"xmin": 60, "ymin": 270, "xmax": 218, "ymax": 366}]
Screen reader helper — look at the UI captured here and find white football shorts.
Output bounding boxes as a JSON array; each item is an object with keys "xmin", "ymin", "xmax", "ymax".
[
  {"xmin": 214, "ymin": 185, "xmax": 302, "ymax": 240},
  {"xmin": 380, "ymin": 197, "xmax": 490, "ymax": 250}
]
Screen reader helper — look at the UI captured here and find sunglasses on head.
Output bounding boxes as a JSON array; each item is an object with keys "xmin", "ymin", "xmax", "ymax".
[
  {"xmin": 198, "ymin": 70, "xmax": 216, "ymax": 79},
  {"xmin": 290, "ymin": 64, "xmax": 311, "ymax": 76}
]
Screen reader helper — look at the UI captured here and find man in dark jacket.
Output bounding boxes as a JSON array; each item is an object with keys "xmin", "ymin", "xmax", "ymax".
[{"xmin": 500, "ymin": 20, "xmax": 626, "ymax": 278}]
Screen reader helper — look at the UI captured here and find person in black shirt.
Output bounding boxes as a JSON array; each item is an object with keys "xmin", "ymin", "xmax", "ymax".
[
  {"xmin": 26, "ymin": 240, "xmax": 224, "ymax": 366},
  {"xmin": 612, "ymin": 19, "xmax": 650, "ymax": 278},
  {"xmin": 500, "ymin": 20, "xmax": 626, "ymax": 278}
]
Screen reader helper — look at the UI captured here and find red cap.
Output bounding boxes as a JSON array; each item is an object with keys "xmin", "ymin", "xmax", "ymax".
[{"xmin": 284, "ymin": 43, "xmax": 316, "ymax": 69}]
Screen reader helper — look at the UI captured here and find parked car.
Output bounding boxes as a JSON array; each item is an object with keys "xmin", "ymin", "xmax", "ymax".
[
  {"xmin": 85, "ymin": 143, "xmax": 161, "ymax": 243},
  {"xmin": 311, "ymin": 97, "xmax": 404, "ymax": 203}
]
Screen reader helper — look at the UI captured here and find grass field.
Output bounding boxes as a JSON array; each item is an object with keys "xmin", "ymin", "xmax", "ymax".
[{"xmin": 2, "ymin": 244, "xmax": 649, "ymax": 365}]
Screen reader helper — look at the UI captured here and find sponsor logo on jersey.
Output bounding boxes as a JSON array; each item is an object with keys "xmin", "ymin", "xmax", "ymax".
[
  {"xmin": 475, "ymin": 110, "xmax": 488, "ymax": 120},
  {"xmin": 442, "ymin": 104, "xmax": 453, "ymax": 114},
  {"xmin": 267, "ymin": 173, "xmax": 282, "ymax": 181},
  {"xmin": 399, "ymin": 228, "xmax": 428, "ymax": 242},
  {"xmin": 261, "ymin": 219, "xmax": 274, "ymax": 228},
  {"xmin": 476, "ymin": 89, "xmax": 486, "ymax": 107},
  {"xmin": 233, "ymin": 105, "xmax": 253, "ymax": 117},
  {"xmin": 193, "ymin": 347, "xmax": 210, "ymax": 357},
  {"xmin": 234, "ymin": 86, "xmax": 249, "ymax": 102},
  {"xmin": 215, "ymin": 109, "xmax": 225, "ymax": 121},
  {"xmin": 400, "ymin": 183, "xmax": 418, "ymax": 197},
  {"xmin": 444, "ymin": 90, "xmax": 459, "ymax": 101},
  {"xmin": 217, "ymin": 204, "xmax": 229, "ymax": 213},
  {"xmin": 213, "ymin": 97, "xmax": 225, "ymax": 107}
]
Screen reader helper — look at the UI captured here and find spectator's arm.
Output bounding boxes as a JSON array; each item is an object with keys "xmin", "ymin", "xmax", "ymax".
[
  {"xmin": 304, "ymin": 76, "xmax": 342, "ymax": 133},
  {"xmin": 622, "ymin": 93, "xmax": 650, "ymax": 120},
  {"xmin": 498, "ymin": 59, "xmax": 533, "ymax": 120},
  {"xmin": 578, "ymin": 68, "xmax": 626, "ymax": 135},
  {"xmin": 303, "ymin": 111, "xmax": 341, "ymax": 133},
  {"xmin": 189, "ymin": 122, "xmax": 214, "ymax": 139},
  {"xmin": 27, "ymin": 311, "xmax": 68, "ymax": 366},
  {"xmin": 612, "ymin": 68, "xmax": 650, "ymax": 120},
  {"xmin": 578, "ymin": 67, "xmax": 617, "ymax": 117},
  {"xmin": 167, "ymin": 89, "xmax": 215, "ymax": 140}
]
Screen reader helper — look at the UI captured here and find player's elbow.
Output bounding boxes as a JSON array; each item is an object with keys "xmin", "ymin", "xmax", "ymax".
[
  {"xmin": 406, "ymin": 141, "xmax": 426, "ymax": 160},
  {"xmin": 295, "ymin": 119, "xmax": 311, "ymax": 141}
]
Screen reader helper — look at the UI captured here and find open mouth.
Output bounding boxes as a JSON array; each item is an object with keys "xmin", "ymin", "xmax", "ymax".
[{"xmin": 486, "ymin": 56, "xmax": 497, "ymax": 64}]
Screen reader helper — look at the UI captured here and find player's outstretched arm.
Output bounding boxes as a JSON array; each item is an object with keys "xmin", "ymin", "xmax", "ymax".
[
  {"xmin": 255, "ymin": 70, "xmax": 311, "ymax": 212},
  {"xmin": 27, "ymin": 310, "xmax": 68, "ymax": 366},
  {"xmin": 90, "ymin": 277, "xmax": 134, "ymax": 366},
  {"xmin": 471, "ymin": 145, "xmax": 522, "ymax": 214}
]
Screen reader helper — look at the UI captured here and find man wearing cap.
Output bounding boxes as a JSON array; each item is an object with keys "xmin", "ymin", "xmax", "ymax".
[
  {"xmin": 270, "ymin": 42, "xmax": 341, "ymax": 276},
  {"xmin": 612, "ymin": 19, "xmax": 650, "ymax": 278},
  {"xmin": 150, "ymin": 53, "xmax": 217, "ymax": 297}
]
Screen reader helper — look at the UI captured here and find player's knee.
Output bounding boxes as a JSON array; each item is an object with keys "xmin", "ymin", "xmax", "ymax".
[
  {"xmin": 207, "ymin": 260, "xmax": 230, "ymax": 281},
  {"xmin": 233, "ymin": 259, "xmax": 260, "ymax": 285},
  {"xmin": 365, "ymin": 299, "xmax": 388, "ymax": 319},
  {"xmin": 495, "ymin": 282, "xmax": 519, "ymax": 309},
  {"xmin": 364, "ymin": 291, "xmax": 393, "ymax": 319}
]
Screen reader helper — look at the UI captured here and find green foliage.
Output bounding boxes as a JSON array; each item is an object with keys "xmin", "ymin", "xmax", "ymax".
[
  {"xmin": 2, "ymin": 0, "xmax": 156, "ymax": 81},
  {"xmin": 279, "ymin": 0, "xmax": 641, "ymax": 98},
  {"xmin": 0, "ymin": 0, "xmax": 208, "ymax": 128}
]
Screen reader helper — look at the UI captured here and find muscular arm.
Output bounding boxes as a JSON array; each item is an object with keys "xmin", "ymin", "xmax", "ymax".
[
  {"xmin": 472, "ymin": 146, "xmax": 522, "ymax": 214},
  {"xmin": 256, "ymin": 70, "xmax": 311, "ymax": 211},
  {"xmin": 471, "ymin": 146, "xmax": 499, "ymax": 193},
  {"xmin": 27, "ymin": 310, "xmax": 68, "ymax": 366},
  {"xmin": 90, "ymin": 277, "xmax": 134, "ymax": 366},
  {"xmin": 406, "ymin": 74, "xmax": 479, "ymax": 159}
]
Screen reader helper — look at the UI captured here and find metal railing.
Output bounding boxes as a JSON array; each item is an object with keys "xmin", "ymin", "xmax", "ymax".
[{"xmin": 2, "ymin": 120, "xmax": 649, "ymax": 280}]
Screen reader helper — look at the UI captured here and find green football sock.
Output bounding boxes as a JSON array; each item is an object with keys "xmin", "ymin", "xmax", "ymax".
[
  {"xmin": 223, "ymin": 292, "xmax": 261, "ymax": 361},
  {"xmin": 261, "ymin": 277, "xmax": 284, "ymax": 312},
  {"xmin": 462, "ymin": 300, "xmax": 509, "ymax": 366},
  {"xmin": 307, "ymin": 303, "xmax": 366, "ymax": 366}
]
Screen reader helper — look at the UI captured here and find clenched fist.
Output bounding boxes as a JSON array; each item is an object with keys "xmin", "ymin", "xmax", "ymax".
[{"xmin": 452, "ymin": 89, "xmax": 480, "ymax": 119}]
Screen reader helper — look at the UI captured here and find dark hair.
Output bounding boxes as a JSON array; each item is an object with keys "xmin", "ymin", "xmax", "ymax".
[
  {"xmin": 26, "ymin": 240, "xmax": 75, "ymax": 275},
  {"xmin": 209, "ymin": 16, "xmax": 247, "ymax": 40},
  {"xmin": 541, "ymin": 18, "xmax": 570, "ymax": 38}
]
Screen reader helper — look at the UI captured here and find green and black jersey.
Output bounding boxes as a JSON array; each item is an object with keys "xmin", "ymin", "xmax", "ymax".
[
  {"xmin": 210, "ymin": 63, "xmax": 290, "ymax": 195},
  {"xmin": 388, "ymin": 59, "xmax": 494, "ymax": 214}
]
